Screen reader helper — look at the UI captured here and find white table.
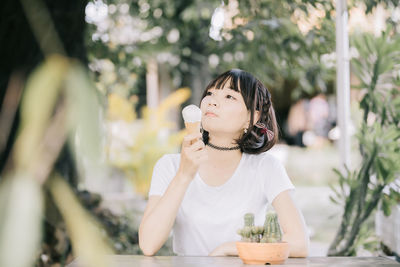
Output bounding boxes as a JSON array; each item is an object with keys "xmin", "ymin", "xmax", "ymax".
[{"xmin": 67, "ymin": 255, "xmax": 400, "ymax": 266}]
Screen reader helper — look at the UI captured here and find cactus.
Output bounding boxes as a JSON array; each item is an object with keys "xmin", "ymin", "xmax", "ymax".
[
  {"xmin": 261, "ymin": 211, "xmax": 282, "ymax": 243},
  {"xmin": 237, "ymin": 213, "xmax": 258, "ymax": 242},
  {"xmin": 243, "ymin": 213, "xmax": 256, "ymax": 242},
  {"xmin": 237, "ymin": 211, "xmax": 282, "ymax": 243},
  {"xmin": 250, "ymin": 226, "xmax": 264, "ymax": 242},
  {"xmin": 244, "ymin": 213, "xmax": 254, "ymax": 227},
  {"xmin": 237, "ymin": 213, "xmax": 265, "ymax": 242}
]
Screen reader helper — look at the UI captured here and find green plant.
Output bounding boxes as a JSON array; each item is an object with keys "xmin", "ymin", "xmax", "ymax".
[
  {"xmin": 107, "ymin": 88, "xmax": 190, "ymax": 197},
  {"xmin": 261, "ymin": 211, "xmax": 283, "ymax": 243},
  {"xmin": 328, "ymin": 28, "xmax": 400, "ymax": 256},
  {"xmin": 237, "ymin": 211, "xmax": 282, "ymax": 243}
]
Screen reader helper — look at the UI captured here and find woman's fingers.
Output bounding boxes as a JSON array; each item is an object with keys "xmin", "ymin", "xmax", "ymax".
[
  {"xmin": 178, "ymin": 133, "xmax": 206, "ymax": 178},
  {"xmin": 189, "ymin": 139, "xmax": 205, "ymax": 152},
  {"xmin": 181, "ymin": 141, "xmax": 207, "ymax": 164},
  {"xmin": 182, "ymin": 132, "xmax": 202, "ymax": 147}
]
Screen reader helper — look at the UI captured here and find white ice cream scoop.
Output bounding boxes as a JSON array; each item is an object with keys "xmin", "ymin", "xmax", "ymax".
[
  {"xmin": 182, "ymin": 104, "xmax": 202, "ymax": 134},
  {"xmin": 182, "ymin": 104, "xmax": 202, "ymax": 123}
]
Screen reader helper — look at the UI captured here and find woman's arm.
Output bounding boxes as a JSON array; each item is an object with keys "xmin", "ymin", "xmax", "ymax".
[
  {"xmin": 139, "ymin": 173, "xmax": 193, "ymax": 256},
  {"xmin": 139, "ymin": 132, "xmax": 207, "ymax": 256},
  {"xmin": 272, "ymin": 189, "xmax": 309, "ymax": 257}
]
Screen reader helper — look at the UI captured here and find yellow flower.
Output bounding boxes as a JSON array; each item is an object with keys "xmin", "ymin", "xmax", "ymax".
[
  {"xmin": 107, "ymin": 88, "xmax": 191, "ymax": 197},
  {"xmin": 107, "ymin": 93, "xmax": 136, "ymax": 122}
]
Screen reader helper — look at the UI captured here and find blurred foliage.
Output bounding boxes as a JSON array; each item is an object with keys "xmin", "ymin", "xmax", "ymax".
[
  {"xmin": 39, "ymin": 187, "xmax": 173, "ymax": 266},
  {"xmin": 328, "ymin": 27, "xmax": 400, "ymax": 256},
  {"xmin": 38, "ymin": 184, "xmax": 173, "ymax": 266},
  {"xmin": 85, "ymin": 0, "xmax": 400, "ymax": 144},
  {"xmin": 216, "ymin": 0, "xmax": 337, "ymax": 99},
  {"xmin": 107, "ymin": 88, "xmax": 190, "ymax": 196},
  {"xmin": 85, "ymin": 0, "xmax": 339, "ymax": 112},
  {"xmin": 360, "ymin": 0, "xmax": 400, "ymax": 13},
  {"xmin": 0, "ymin": 173, "xmax": 43, "ymax": 267},
  {"xmin": 0, "ymin": 0, "xmax": 177, "ymax": 266},
  {"xmin": 107, "ymin": 93, "xmax": 137, "ymax": 122},
  {"xmin": 47, "ymin": 176, "xmax": 114, "ymax": 266},
  {"xmin": 0, "ymin": 54, "xmax": 114, "ymax": 267}
]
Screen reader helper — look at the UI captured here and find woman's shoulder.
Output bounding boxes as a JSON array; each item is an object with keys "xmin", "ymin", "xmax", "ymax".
[
  {"xmin": 245, "ymin": 151, "xmax": 282, "ymax": 167},
  {"xmin": 246, "ymin": 151, "xmax": 292, "ymax": 190}
]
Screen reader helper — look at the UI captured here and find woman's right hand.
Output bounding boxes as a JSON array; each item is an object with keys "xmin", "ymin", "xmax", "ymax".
[{"xmin": 177, "ymin": 132, "xmax": 208, "ymax": 179}]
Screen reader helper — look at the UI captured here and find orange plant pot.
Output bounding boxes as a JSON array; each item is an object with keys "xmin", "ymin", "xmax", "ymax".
[{"xmin": 236, "ymin": 241, "xmax": 290, "ymax": 265}]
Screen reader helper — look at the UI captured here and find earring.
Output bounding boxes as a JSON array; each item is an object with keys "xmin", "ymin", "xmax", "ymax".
[{"xmin": 244, "ymin": 128, "xmax": 248, "ymax": 134}]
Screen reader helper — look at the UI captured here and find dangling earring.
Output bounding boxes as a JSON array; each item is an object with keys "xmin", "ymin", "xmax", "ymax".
[{"xmin": 244, "ymin": 128, "xmax": 248, "ymax": 134}]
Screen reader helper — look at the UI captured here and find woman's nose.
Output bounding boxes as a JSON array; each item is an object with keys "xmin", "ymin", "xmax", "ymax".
[
  {"xmin": 208, "ymin": 100, "xmax": 218, "ymax": 107},
  {"xmin": 208, "ymin": 95, "xmax": 218, "ymax": 106}
]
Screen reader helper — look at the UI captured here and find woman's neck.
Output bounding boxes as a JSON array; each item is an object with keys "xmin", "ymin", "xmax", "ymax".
[
  {"xmin": 205, "ymin": 134, "xmax": 242, "ymax": 161},
  {"xmin": 207, "ymin": 134, "xmax": 239, "ymax": 148}
]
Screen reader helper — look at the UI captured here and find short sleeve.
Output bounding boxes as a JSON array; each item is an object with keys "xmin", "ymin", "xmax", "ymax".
[
  {"xmin": 148, "ymin": 155, "xmax": 177, "ymax": 197},
  {"xmin": 260, "ymin": 154, "xmax": 295, "ymax": 203}
]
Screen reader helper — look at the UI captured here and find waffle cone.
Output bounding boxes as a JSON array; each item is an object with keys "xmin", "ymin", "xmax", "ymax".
[{"xmin": 185, "ymin": 121, "xmax": 201, "ymax": 134}]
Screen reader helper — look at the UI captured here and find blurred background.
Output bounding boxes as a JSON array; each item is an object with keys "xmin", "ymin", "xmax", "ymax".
[{"xmin": 0, "ymin": 0, "xmax": 399, "ymax": 266}]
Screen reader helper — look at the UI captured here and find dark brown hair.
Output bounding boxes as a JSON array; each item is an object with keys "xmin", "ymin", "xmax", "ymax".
[{"xmin": 200, "ymin": 69, "xmax": 278, "ymax": 154}]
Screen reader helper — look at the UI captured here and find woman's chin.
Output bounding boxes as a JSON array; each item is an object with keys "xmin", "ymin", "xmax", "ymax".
[{"xmin": 201, "ymin": 123, "xmax": 220, "ymax": 132}]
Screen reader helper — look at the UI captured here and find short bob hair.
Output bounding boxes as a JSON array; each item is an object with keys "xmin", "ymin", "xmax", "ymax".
[{"xmin": 200, "ymin": 69, "xmax": 278, "ymax": 154}]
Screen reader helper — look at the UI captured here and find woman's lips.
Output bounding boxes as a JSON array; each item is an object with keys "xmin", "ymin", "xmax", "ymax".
[{"xmin": 205, "ymin": 112, "xmax": 217, "ymax": 117}]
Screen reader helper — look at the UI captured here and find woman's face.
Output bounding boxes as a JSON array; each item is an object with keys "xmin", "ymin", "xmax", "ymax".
[{"xmin": 200, "ymin": 83, "xmax": 250, "ymax": 137}]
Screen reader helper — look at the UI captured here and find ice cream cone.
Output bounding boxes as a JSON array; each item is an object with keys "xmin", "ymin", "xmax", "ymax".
[
  {"xmin": 185, "ymin": 121, "xmax": 201, "ymax": 135},
  {"xmin": 182, "ymin": 105, "xmax": 202, "ymax": 135}
]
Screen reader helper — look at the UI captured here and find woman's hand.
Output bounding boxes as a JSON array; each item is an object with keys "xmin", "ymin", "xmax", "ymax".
[
  {"xmin": 273, "ymin": 190, "xmax": 309, "ymax": 257},
  {"xmin": 177, "ymin": 132, "xmax": 208, "ymax": 179},
  {"xmin": 208, "ymin": 241, "xmax": 238, "ymax": 256}
]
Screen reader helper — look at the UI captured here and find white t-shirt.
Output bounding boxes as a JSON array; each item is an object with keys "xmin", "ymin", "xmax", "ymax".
[{"xmin": 148, "ymin": 151, "xmax": 295, "ymax": 256}]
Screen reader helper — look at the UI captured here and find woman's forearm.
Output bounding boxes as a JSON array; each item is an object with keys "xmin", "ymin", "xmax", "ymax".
[
  {"xmin": 139, "ymin": 173, "xmax": 192, "ymax": 256},
  {"xmin": 283, "ymin": 233, "xmax": 309, "ymax": 257},
  {"xmin": 272, "ymin": 190, "xmax": 310, "ymax": 258}
]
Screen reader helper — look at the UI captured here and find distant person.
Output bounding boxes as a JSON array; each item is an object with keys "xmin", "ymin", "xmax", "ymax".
[
  {"xmin": 301, "ymin": 94, "xmax": 330, "ymax": 147},
  {"xmin": 287, "ymin": 99, "xmax": 309, "ymax": 147},
  {"xmin": 309, "ymin": 94, "xmax": 329, "ymax": 138},
  {"xmin": 139, "ymin": 69, "xmax": 309, "ymax": 257}
]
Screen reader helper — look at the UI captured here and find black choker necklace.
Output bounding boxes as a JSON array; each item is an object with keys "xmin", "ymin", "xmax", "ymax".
[{"xmin": 207, "ymin": 142, "xmax": 240, "ymax": 151}]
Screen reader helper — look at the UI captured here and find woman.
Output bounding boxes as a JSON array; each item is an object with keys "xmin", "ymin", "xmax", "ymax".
[{"xmin": 139, "ymin": 69, "xmax": 309, "ymax": 257}]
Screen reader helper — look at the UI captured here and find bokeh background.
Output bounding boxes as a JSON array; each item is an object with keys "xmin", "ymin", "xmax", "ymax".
[{"xmin": 0, "ymin": 0, "xmax": 399, "ymax": 266}]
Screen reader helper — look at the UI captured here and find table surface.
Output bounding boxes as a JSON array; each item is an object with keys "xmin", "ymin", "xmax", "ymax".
[{"xmin": 67, "ymin": 255, "xmax": 400, "ymax": 267}]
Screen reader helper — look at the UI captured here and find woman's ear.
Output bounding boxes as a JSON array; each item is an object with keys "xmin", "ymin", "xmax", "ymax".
[
  {"xmin": 246, "ymin": 110, "xmax": 261, "ymax": 127},
  {"xmin": 253, "ymin": 110, "xmax": 261, "ymax": 123}
]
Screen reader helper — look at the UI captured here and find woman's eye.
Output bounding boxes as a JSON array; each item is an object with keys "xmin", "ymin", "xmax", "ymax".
[
  {"xmin": 226, "ymin": 95, "xmax": 235, "ymax": 100},
  {"xmin": 206, "ymin": 91, "xmax": 212, "ymax": 96}
]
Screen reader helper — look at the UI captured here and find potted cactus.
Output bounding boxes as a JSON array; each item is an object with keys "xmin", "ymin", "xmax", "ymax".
[{"xmin": 236, "ymin": 211, "xmax": 289, "ymax": 265}]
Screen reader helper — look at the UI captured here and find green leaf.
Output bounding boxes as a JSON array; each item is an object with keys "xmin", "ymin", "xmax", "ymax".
[
  {"xmin": 329, "ymin": 195, "xmax": 341, "ymax": 205},
  {"xmin": 65, "ymin": 63, "xmax": 103, "ymax": 165},
  {"xmin": 0, "ymin": 173, "xmax": 44, "ymax": 267},
  {"xmin": 14, "ymin": 55, "xmax": 69, "ymax": 169},
  {"xmin": 381, "ymin": 196, "xmax": 392, "ymax": 217}
]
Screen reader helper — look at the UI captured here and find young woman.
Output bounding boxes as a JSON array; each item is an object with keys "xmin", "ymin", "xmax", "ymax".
[{"xmin": 139, "ymin": 69, "xmax": 309, "ymax": 257}]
